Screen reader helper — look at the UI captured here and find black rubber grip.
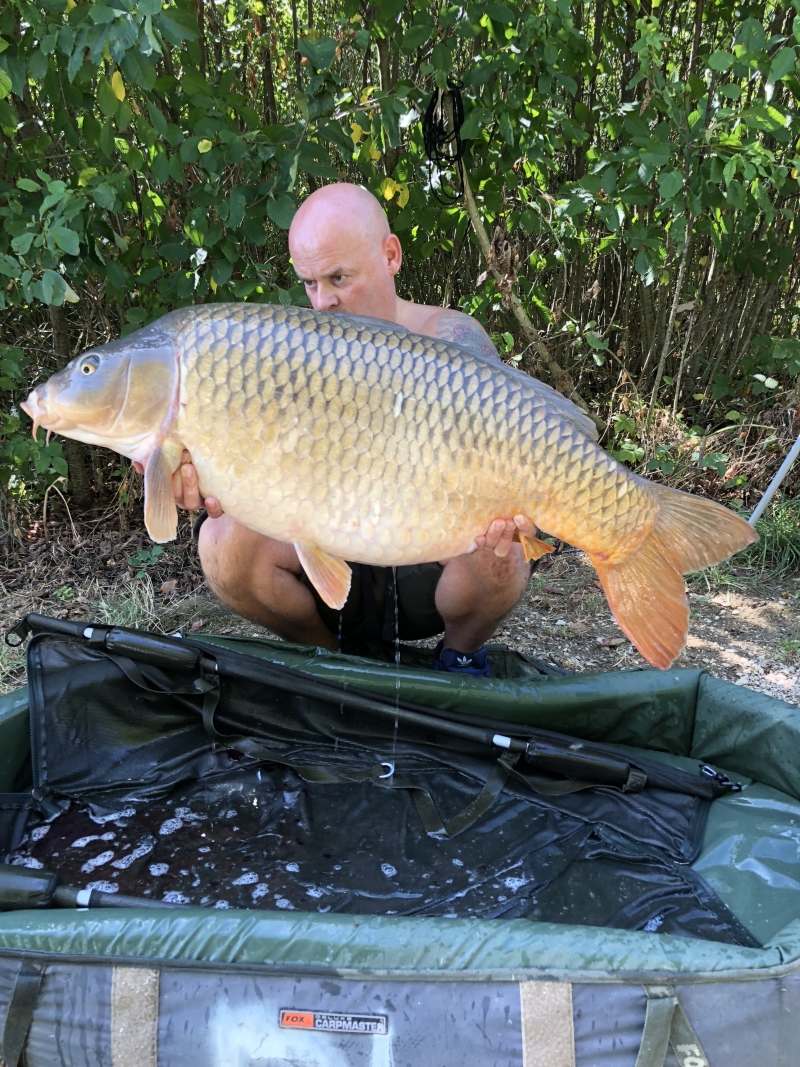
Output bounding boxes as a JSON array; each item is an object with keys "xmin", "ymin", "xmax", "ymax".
[
  {"xmin": 105, "ymin": 629, "xmax": 200, "ymax": 671},
  {"xmin": 525, "ymin": 739, "xmax": 633, "ymax": 787},
  {"xmin": 0, "ymin": 863, "xmax": 59, "ymax": 910}
]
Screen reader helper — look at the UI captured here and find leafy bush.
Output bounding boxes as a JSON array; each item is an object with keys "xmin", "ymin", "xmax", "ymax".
[
  {"xmin": 0, "ymin": 0, "xmax": 799, "ymax": 508},
  {"xmin": 0, "ymin": 344, "xmax": 68, "ymax": 499}
]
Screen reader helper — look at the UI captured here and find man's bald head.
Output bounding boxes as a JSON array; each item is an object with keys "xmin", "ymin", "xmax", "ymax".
[
  {"xmin": 291, "ymin": 183, "xmax": 390, "ymax": 246},
  {"xmin": 288, "ymin": 183, "xmax": 402, "ymax": 320}
]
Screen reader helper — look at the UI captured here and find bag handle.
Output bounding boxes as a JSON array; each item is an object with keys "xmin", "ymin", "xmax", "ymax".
[{"xmin": 635, "ymin": 985, "xmax": 710, "ymax": 1067}]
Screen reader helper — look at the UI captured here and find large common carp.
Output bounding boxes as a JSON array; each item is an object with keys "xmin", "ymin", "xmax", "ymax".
[{"xmin": 23, "ymin": 303, "xmax": 756, "ymax": 668}]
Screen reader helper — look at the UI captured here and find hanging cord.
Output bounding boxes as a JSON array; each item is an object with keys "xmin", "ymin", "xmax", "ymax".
[{"xmin": 422, "ymin": 80, "xmax": 465, "ymax": 203}]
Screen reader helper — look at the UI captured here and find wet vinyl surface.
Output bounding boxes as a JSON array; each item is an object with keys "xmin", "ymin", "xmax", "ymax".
[
  {"xmin": 10, "ymin": 762, "xmax": 759, "ymax": 942},
  {"xmin": 15, "ymin": 630, "xmax": 761, "ymax": 942}
]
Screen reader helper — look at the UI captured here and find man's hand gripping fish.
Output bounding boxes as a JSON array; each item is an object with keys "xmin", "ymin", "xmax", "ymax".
[{"xmin": 22, "ymin": 303, "xmax": 757, "ymax": 669}]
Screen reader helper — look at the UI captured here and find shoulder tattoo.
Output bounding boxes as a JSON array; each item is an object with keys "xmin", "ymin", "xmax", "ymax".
[{"xmin": 432, "ymin": 313, "xmax": 500, "ymax": 360}]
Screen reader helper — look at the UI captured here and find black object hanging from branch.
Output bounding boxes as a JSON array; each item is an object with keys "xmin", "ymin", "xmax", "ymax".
[{"xmin": 422, "ymin": 80, "xmax": 465, "ymax": 204}]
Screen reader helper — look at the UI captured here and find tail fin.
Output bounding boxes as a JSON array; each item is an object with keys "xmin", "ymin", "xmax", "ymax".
[{"xmin": 591, "ymin": 486, "xmax": 757, "ymax": 669}]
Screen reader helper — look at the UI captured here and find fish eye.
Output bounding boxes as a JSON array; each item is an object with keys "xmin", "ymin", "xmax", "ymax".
[{"xmin": 80, "ymin": 355, "xmax": 100, "ymax": 376}]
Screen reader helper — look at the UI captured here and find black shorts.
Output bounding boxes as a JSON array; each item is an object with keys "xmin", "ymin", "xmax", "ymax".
[{"xmin": 300, "ymin": 561, "xmax": 445, "ymax": 643}]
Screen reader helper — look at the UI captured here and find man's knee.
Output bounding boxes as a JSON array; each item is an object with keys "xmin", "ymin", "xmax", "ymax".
[
  {"xmin": 490, "ymin": 553, "xmax": 530, "ymax": 614},
  {"xmin": 437, "ymin": 545, "xmax": 530, "ymax": 619},
  {"xmin": 493, "ymin": 549, "xmax": 531, "ymax": 589},
  {"xmin": 197, "ymin": 515, "xmax": 291, "ymax": 604},
  {"xmin": 198, "ymin": 515, "xmax": 241, "ymax": 597},
  {"xmin": 468, "ymin": 545, "xmax": 531, "ymax": 594}
]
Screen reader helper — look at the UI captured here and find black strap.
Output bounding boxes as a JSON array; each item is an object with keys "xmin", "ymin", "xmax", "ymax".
[
  {"xmin": 506, "ymin": 761, "xmax": 612, "ymax": 797},
  {"xmin": 102, "ymin": 651, "xmax": 221, "ymax": 744},
  {"xmin": 221, "ymin": 732, "xmax": 514, "ymax": 839},
  {"xmin": 0, "ymin": 960, "xmax": 44, "ymax": 1067},
  {"xmin": 402, "ymin": 756, "xmax": 512, "ymax": 838}
]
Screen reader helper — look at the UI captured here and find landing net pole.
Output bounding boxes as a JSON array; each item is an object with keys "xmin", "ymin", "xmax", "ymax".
[{"xmin": 748, "ymin": 429, "xmax": 800, "ymax": 526}]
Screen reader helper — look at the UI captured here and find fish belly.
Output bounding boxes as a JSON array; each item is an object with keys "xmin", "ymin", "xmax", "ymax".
[{"xmin": 172, "ymin": 304, "xmax": 651, "ymax": 565}]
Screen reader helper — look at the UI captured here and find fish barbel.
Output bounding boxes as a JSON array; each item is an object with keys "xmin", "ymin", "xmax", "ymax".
[{"xmin": 22, "ymin": 303, "xmax": 756, "ymax": 668}]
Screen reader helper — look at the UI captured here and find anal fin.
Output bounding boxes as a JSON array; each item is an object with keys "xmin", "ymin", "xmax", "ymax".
[
  {"xmin": 144, "ymin": 446, "xmax": 178, "ymax": 543},
  {"xmin": 515, "ymin": 531, "xmax": 555, "ymax": 562},
  {"xmin": 295, "ymin": 542, "xmax": 352, "ymax": 610}
]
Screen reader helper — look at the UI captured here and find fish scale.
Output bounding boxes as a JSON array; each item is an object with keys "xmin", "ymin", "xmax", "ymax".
[
  {"xmin": 174, "ymin": 304, "xmax": 642, "ymax": 566},
  {"xmin": 22, "ymin": 302, "xmax": 757, "ymax": 668}
]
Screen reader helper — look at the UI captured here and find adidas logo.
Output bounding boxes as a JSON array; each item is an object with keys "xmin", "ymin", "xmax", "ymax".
[{"xmin": 456, "ymin": 655, "xmax": 472, "ymax": 666}]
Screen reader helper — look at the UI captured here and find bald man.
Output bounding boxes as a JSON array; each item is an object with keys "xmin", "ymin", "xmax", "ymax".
[{"xmin": 175, "ymin": 183, "xmax": 534, "ymax": 676}]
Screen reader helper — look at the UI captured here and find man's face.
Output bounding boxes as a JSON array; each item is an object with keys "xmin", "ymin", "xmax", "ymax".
[{"xmin": 289, "ymin": 218, "xmax": 401, "ymax": 319}]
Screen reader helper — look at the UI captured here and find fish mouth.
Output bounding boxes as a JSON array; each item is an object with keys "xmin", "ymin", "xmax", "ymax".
[
  {"xmin": 21, "ymin": 392, "xmax": 63, "ymax": 445},
  {"xmin": 19, "ymin": 396, "xmax": 41, "ymax": 440}
]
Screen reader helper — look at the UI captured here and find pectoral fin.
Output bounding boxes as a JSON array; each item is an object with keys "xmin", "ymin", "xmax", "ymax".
[
  {"xmin": 144, "ymin": 446, "xmax": 178, "ymax": 543},
  {"xmin": 294, "ymin": 542, "xmax": 352, "ymax": 610},
  {"xmin": 514, "ymin": 531, "xmax": 555, "ymax": 562}
]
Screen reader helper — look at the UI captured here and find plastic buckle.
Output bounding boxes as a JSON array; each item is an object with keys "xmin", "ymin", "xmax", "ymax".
[
  {"xmin": 623, "ymin": 767, "xmax": 648, "ymax": 793},
  {"xmin": 700, "ymin": 764, "xmax": 743, "ymax": 793}
]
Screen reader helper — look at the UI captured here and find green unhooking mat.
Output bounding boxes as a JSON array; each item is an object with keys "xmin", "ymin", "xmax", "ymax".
[{"xmin": 6, "ymin": 614, "xmax": 753, "ymax": 944}]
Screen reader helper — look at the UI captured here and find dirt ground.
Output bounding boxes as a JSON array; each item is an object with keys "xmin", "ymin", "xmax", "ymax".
[{"xmin": 2, "ymin": 515, "xmax": 800, "ymax": 705}]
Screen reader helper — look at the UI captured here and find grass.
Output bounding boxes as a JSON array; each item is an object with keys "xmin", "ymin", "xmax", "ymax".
[
  {"xmin": 90, "ymin": 575, "xmax": 225, "ymax": 636},
  {"xmin": 0, "ymin": 577, "xmax": 227, "ymax": 696},
  {"xmin": 0, "ymin": 640, "xmax": 26, "ymax": 696},
  {"xmin": 777, "ymin": 634, "xmax": 800, "ymax": 665},
  {"xmin": 0, "ymin": 578, "xmax": 167, "ymax": 696},
  {"xmin": 743, "ymin": 497, "xmax": 800, "ymax": 578},
  {"xmin": 688, "ymin": 497, "xmax": 800, "ymax": 591},
  {"xmin": 92, "ymin": 574, "xmax": 161, "ymax": 631},
  {"xmin": 689, "ymin": 565, "xmax": 746, "ymax": 593}
]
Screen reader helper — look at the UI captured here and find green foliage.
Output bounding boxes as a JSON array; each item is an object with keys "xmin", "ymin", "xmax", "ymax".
[
  {"xmin": 127, "ymin": 543, "xmax": 164, "ymax": 578},
  {"xmin": 609, "ymin": 413, "xmax": 645, "ymax": 466},
  {"xmin": 0, "ymin": 0, "xmax": 799, "ymax": 504},
  {"xmin": 0, "ymin": 344, "xmax": 68, "ymax": 495}
]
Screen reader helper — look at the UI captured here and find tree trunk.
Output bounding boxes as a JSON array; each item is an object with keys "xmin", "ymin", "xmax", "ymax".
[
  {"xmin": 290, "ymin": 0, "xmax": 302, "ymax": 91},
  {"xmin": 263, "ymin": 42, "xmax": 278, "ymax": 125},
  {"xmin": 647, "ymin": 214, "xmax": 693, "ymax": 429},
  {"xmin": 442, "ymin": 225, "xmax": 466, "ymax": 309},
  {"xmin": 687, "ymin": 0, "xmax": 704, "ymax": 77},
  {"xmin": 637, "ymin": 281, "xmax": 655, "ymax": 377},
  {"xmin": 375, "ymin": 35, "xmax": 401, "ymax": 175},
  {"xmin": 587, "ymin": 0, "xmax": 605, "ymax": 123},
  {"xmin": 672, "ymin": 307, "xmax": 698, "ymax": 415},
  {"xmin": 257, "ymin": 17, "xmax": 278, "ymax": 125},
  {"xmin": 192, "ymin": 0, "xmax": 207, "ymax": 79},
  {"xmin": 684, "ymin": 245, "xmax": 717, "ymax": 385},
  {"xmin": 48, "ymin": 305, "xmax": 94, "ymax": 510}
]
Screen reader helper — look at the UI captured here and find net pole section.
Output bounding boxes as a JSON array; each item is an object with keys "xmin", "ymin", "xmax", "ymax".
[{"xmin": 748, "ymin": 429, "xmax": 800, "ymax": 526}]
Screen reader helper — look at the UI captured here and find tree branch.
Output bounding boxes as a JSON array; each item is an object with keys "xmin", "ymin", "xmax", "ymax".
[{"xmin": 462, "ymin": 170, "xmax": 605, "ymax": 434}]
